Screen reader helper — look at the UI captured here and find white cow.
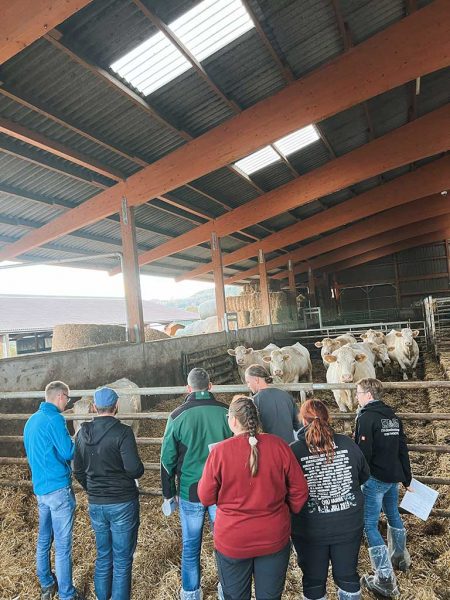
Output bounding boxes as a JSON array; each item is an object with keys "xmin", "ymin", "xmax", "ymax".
[
  {"xmin": 349, "ymin": 342, "xmax": 391, "ymax": 371},
  {"xmin": 262, "ymin": 343, "xmax": 312, "ymax": 402},
  {"xmin": 227, "ymin": 344, "xmax": 279, "ymax": 383},
  {"xmin": 360, "ymin": 329, "xmax": 386, "ymax": 344},
  {"xmin": 325, "ymin": 345, "xmax": 376, "ymax": 413},
  {"xmin": 385, "ymin": 328, "xmax": 420, "ymax": 380},
  {"xmin": 315, "ymin": 334, "xmax": 357, "ymax": 368},
  {"xmin": 71, "ymin": 378, "xmax": 141, "ymax": 436}
]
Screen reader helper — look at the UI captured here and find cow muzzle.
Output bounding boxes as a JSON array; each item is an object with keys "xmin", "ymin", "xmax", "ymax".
[
  {"xmin": 274, "ymin": 369, "xmax": 283, "ymax": 376},
  {"xmin": 340, "ymin": 375, "xmax": 353, "ymax": 383}
]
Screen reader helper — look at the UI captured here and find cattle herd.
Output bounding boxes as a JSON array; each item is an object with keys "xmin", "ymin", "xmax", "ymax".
[{"xmin": 228, "ymin": 327, "xmax": 420, "ymax": 414}]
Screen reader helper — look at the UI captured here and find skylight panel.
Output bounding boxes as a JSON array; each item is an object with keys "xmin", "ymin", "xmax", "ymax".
[
  {"xmin": 110, "ymin": 0, "xmax": 254, "ymax": 96},
  {"xmin": 234, "ymin": 146, "xmax": 281, "ymax": 175},
  {"xmin": 171, "ymin": 0, "xmax": 254, "ymax": 62},
  {"xmin": 274, "ymin": 125, "xmax": 320, "ymax": 156}
]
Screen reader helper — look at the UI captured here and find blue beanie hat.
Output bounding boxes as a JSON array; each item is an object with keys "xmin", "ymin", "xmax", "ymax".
[{"xmin": 94, "ymin": 387, "xmax": 119, "ymax": 408}]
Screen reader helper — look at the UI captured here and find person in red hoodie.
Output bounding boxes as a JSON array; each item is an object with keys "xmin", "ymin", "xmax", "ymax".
[{"xmin": 198, "ymin": 395, "xmax": 308, "ymax": 600}]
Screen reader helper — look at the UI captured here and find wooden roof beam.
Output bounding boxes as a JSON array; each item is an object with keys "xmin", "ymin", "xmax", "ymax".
[
  {"xmin": 0, "ymin": 117, "xmax": 125, "ymax": 181},
  {"xmin": 0, "ymin": 1, "xmax": 448, "ymax": 263},
  {"xmin": 175, "ymin": 127, "xmax": 450, "ymax": 282},
  {"xmin": 0, "ymin": 0, "xmax": 93, "ymax": 64},
  {"xmin": 274, "ymin": 211, "xmax": 450, "ymax": 279},
  {"xmin": 225, "ymin": 193, "xmax": 450, "ymax": 283},
  {"xmin": 324, "ymin": 230, "xmax": 450, "ymax": 274}
]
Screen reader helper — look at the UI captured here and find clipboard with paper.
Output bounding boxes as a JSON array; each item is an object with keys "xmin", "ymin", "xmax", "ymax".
[{"xmin": 400, "ymin": 478, "xmax": 439, "ymax": 521}]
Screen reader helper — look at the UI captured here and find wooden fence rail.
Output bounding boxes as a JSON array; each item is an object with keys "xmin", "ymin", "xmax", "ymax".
[{"xmin": 2, "ymin": 380, "xmax": 450, "ymax": 399}]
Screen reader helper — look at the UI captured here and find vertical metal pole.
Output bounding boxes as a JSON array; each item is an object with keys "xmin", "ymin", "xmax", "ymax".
[
  {"xmin": 120, "ymin": 196, "xmax": 145, "ymax": 343},
  {"xmin": 258, "ymin": 249, "xmax": 272, "ymax": 325},
  {"xmin": 308, "ymin": 266, "xmax": 317, "ymax": 307},
  {"xmin": 211, "ymin": 232, "xmax": 226, "ymax": 331}
]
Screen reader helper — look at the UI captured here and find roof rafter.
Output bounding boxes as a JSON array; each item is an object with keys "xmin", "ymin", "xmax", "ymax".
[
  {"xmin": 177, "ymin": 154, "xmax": 450, "ymax": 281},
  {"xmin": 0, "ymin": 1, "xmax": 448, "ymax": 263},
  {"xmin": 0, "ymin": 0, "xmax": 93, "ymax": 64}
]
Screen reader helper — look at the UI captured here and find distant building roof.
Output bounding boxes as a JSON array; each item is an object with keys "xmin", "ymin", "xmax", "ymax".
[{"xmin": 0, "ymin": 294, "xmax": 198, "ymax": 334}]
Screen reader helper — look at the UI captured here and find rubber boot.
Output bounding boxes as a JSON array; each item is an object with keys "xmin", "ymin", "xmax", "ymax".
[
  {"xmin": 361, "ymin": 545, "xmax": 399, "ymax": 598},
  {"xmin": 337, "ymin": 588, "xmax": 361, "ymax": 600},
  {"xmin": 303, "ymin": 596, "xmax": 326, "ymax": 600},
  {"xmin": 180, "ymin": 589, "xmax": 203, "ymax": 600},
  {"xmin": 387, "ymin": 524, "xmax": 411, "ymax": 572}
]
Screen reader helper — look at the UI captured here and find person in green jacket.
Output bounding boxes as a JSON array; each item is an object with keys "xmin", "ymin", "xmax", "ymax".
[{"xmin": 161, "ymin": 368, "xmax": 231, "ymax": 600}]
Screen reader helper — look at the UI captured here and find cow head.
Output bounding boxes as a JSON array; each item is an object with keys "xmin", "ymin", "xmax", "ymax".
[
  {"xmin": 396, "ymin": 328, "xmax": 419, "ymax": 348},
  {"xmin": 369, "ymin": 342, "xmax": 391, "ymax": 365},
  {"xmin": 315, "ymin": 337, "xmax": 339, "ymax": 356},
  {"xmin": 263, "ymin": 349, "xmax": 290, "ymax": 377},
  {"xmin": 325, "ymin": 346, "xmax": 367, "ymax": 382},
  {"xmin": 227, "ymin": 345, "xmax": 253, "ymax": 366},
  {"xmin": 361, "ymin": 329, "xmax": 385, "ymax": 344}
]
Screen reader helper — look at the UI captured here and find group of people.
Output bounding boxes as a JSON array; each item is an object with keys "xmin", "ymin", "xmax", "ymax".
[{"xmin": 23, "ymin": 364, "xmax": 412, "ymax": 600}]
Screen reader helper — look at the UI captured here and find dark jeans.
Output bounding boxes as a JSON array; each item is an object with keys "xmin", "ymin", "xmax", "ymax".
[
  {"xmin": 88, "ymin": 498, "xmax": 140, "ymax": 600},
  {"xmin": 215, "ymin": 542, "xmax": 291, "ymax": 600},
  {"xmin": 292, "ymin": 534, "xmax": 362, "ymax": 599}
]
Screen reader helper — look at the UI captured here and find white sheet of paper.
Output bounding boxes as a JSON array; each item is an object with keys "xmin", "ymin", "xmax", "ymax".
[{"xmin": 400, "ymin": 478, "xmax": 438, "ymax": 521}]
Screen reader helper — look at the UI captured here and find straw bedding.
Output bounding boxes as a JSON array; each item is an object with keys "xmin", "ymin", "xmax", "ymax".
[{"xmin": 0, "ymin": 354, "xmax": 448, "ymax": 599}]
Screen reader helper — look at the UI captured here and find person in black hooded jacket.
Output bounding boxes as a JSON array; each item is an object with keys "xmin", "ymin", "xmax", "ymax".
[
  {"xmin": 73, "ymin": 387, "xmax": 144, "ymax": 600},
  {"xmin": 355, "ymin": 378, "xmax": 412, "ymax": 599}
]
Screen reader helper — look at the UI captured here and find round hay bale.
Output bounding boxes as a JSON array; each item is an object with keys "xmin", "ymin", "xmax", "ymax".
[
  {"xmin": 144, "ymin": 326, "xmax": 170, "ymax": 342},
  {"xmin": 163, "ymin": 323, "xmax": 185, "ymax": 337},
  {"xmin": 198, "ymin": 299, "xmax": 217, "ymax": 319},
  {"xmin": 51, "ymin": 324, "xmax": 126, "ymax": 351}
]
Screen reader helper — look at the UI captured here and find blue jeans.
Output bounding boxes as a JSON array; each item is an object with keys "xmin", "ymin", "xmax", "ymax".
[
  {"xmin": 362, "ymin": 477, "xmax": 404, "ymax": 548},
  {"xmin": 36, "ymin": 486, "xmax": 76, "ymax": 600},
  {"xmin": 88, "ymin": 499, "xmax": 140, "ymax": 600},
  {"xmin": 179, "ymin": 498, "xmax": 217, "ymax": 596}
]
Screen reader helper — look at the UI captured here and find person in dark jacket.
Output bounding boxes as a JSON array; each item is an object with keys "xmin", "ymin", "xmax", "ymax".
[
  {"xmin": 291, "ymin": 398, "xmax": 369, "ymax": 600},
  {"xmin": 355, "ymin": 378, "xmax": 413, "ymax": 599},
  {"xmin": 73, "ymin": 387, "xmax": 144, "ymax": 600},
  {"xmin": 160, "ymin": 368, "xmax": 232, "ymax": 600},
  {"xmin": 245, "ymin": 363, "xmax": 300, "ymax": 443},
  {"xmin": 24, "ymin": 380, "xmax": 85, "ymax": 600},
  {"xmin": 198, "ymin": 395, "xmax": 308, "ymax": 600}
]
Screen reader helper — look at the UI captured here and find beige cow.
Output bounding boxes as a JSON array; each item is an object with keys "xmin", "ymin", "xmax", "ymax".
[
  {"xmin": 71, "ymin": 378, "xmax": 141, "ymax": 436},
  {"xmin": 227, "ymin": 344, "xmax": 278, "ymax": 383},
  {"xmin": 385, "ymin": 328, "xmax": 420, "ymax": 380},
  {"xmin": 315, "ymin": 334, "xmax": 357, "ymax": 368}
]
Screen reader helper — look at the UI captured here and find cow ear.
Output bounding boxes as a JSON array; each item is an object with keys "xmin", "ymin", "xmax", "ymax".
[
  {"xmin": 412, "ymin": 330, "xmax": 419, "ymax": 337},
  {"xmin": 324, "ymin": 354, "xmax": 337, "ymax": 363},
  {"xmin": 360, "ymin": 333, "xmax": 367, "ymax": 340},
  {"xmin": 395, "ymin": 332, "xmax": 402, "ymax": 337},
  {"xmin": 262, "ymin": 356, "xmax": 271, "ymax": 363},
  {"xmin": 314, "ymin": 341, "xmax": 323, "ymax": 347},
  {"xmin": 283, "ymin": 354, "xmax": 290, "ymax": 361},
  {"xmin": 246, "ymin": 347, "xmax": 254, "ymax": 353},
  {"xmin": 227, "ymin": 349, "xmax": 236, "ymax": 356},
  {"xmin": 387, "ymin": 346, "xmax": 395, "ymax": 352},
  {"xmin": 355, "ymin": 353, "xmax": 367, "ymax": 362}
]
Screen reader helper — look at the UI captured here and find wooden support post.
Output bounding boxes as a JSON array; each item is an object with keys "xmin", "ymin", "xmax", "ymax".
[
  {"xmin": 308, "ymin": 266, "xmax": 317, "ymax": 307},
  {"xmin": 1, "ymin": 334, "xmax": 10, "ymax": 358},
  {"xmin": 393, "ymin": 253, "xmax": 402, "ymax": 308},
  {"xmin": 211, "ymin": 232, "xmax": 226, "ymax": 331},
  {"xmin": 120, "ymin": 197, "xmax": 145, "ymax": 343},
  {"xmin": 287, "ymin": 259, "xmax": 297, "ymax": 295},
  {"xmin": 258, "ymin": 250, "xmax": 272, "ymax": 325}
]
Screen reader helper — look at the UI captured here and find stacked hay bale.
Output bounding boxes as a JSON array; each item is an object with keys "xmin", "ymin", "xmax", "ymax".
[
  {"xmin": 51, "ymin": 324, "xmax": 126, "ymax": 351},
  {"xmin": 226, "ymin": 285, "xmax": 293, "ymax": 327}
]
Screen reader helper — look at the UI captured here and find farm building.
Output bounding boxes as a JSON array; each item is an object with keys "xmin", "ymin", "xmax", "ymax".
[{"xmin": 0, "ymin": 0, "xmax": 450, "ymax": 599}]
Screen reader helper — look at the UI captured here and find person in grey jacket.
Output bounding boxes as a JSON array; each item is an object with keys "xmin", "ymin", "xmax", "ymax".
[{"xmin": 245, "ymin": 364, "xmax": 300, "ymax": 443}]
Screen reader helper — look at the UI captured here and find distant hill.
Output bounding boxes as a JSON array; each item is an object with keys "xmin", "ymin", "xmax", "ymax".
[{"xmin": 159, "ymin": 286, "xmax": 242, "ymax": 311}]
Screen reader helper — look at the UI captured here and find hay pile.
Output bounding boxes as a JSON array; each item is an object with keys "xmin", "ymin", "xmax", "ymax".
[
  {"xmin": 52, "ymin": 324, "xmax": 126, "ymax": 351},
  {"xmin": 144, "ymin": 326, "xmax": 170, "ymax": 342},
  {"xmin": 226, "ymin": 287, "xmax": 294, "ymax": 327},
  {"xmin": 0, "ymin": 354, "xmax": 448, "ymax": 599}
]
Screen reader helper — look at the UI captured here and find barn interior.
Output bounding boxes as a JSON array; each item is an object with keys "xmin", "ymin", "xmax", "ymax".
[{"xmin": 1, "ymin": 1, "xmax": 450, "ymax": 599}]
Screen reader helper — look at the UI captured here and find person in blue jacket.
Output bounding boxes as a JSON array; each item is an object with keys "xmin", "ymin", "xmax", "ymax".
[{"xmin": 24, "ymin": 380, "xmax": 85, "ymax": 600}]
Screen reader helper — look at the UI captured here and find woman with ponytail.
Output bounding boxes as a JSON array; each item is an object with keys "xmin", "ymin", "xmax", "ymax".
[
  {"xmin": 198, "ymin": 395, "xmax": 308, "ymax": 600},
  {"xmin": 290, "ymin": 399, "xmax": 370, "ymax": 600},
  {"xmin": 245, "ymin": 363, "xmax": 301, "ymax": 443}
]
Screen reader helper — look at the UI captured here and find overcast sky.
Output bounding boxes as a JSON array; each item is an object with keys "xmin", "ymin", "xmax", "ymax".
[{"xmin": 0, "ymin": 262, "xmax": 214, "ymax": 301}]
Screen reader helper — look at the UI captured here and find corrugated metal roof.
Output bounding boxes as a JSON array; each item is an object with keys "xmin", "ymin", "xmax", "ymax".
[{"xmin": 341, "ymin": 0, "xmax": 405, "ymax": 45}]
